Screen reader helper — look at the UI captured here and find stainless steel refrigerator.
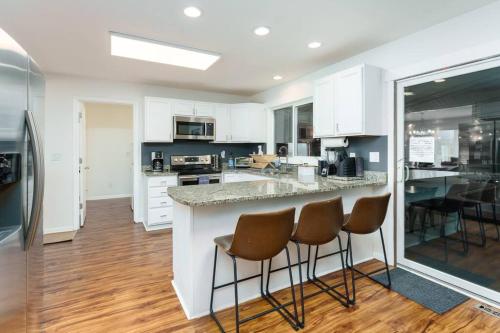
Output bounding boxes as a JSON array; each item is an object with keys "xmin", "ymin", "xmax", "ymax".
[{"xmin": 0, "ymin": 28, "xmax": 45, "ymax": 333}]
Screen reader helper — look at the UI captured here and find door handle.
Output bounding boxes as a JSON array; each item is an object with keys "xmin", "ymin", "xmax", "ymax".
[
  {"xmin": 404, "ymin": 165, "xmax": 410, "ymax": 181},
  {"xmin": 25, "ymin": 110, "xmax": 44, "ymax": 250}
]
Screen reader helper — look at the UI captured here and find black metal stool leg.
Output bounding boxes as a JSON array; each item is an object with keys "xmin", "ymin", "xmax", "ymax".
[
  {"xmin": 347, "ymin": 232, "xmax": 356, "ymax": 304},
  {"xmin": 338, "ymin": 237, "xmax": 351, "ymax": 302},
  {"xmin": 379, "ymin": 229, "xmax": 391, "ymax": 288},
  {"xmin": 306, "ymin": 245, "xmax": 313, "ymax": 281},
  {"xmin": 231, "ymin": 256, "xmax": 240, "ymax": 333},
  {"xmin": 285, "ymin": 247, "xmax": 299, "ymax": 328},
  {"xmin": 294, "ymin": 242, "xmax": 305, "ymax": 328},
  {"xmin": 210, "ymin": 245, "xmax": 218, "ymax": 315}
]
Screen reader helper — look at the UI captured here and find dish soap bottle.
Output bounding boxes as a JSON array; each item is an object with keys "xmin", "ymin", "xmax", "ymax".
[{"xmin": 228, "ymin": 153, "xmax": 235, "ymax": 169}]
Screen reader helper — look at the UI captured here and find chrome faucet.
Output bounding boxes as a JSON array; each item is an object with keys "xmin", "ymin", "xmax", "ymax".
[{"xmin": 278, "ymin": 146, "xmax": 289, "ymax": 173}]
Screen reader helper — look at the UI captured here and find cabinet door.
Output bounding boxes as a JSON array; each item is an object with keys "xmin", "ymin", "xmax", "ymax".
[
  {"xmin": 313, "ymin": 75, "xmax": 335, "ymax": 137},
  {"xmin": 214, "ymin": 104, "xmax": 231, "ymax": 142},
  {"xmin": 172, "ymin": 100, "xmax": 195, "ymax": 116},
  {"xmin": 247, "ymin": 104, "xmax": 267, "ymax": 143},
  {"xmin": 195, "ymin": 102, "xmax": 215, "ymax": 117},
  {"xmin": 334, "ymin": 66, "xmax": 363, "ymax": 135},
  {"xmin": 230, "ymin": 104, "xmax": 250, "ymax": 142},
  {"xmin": 144, "ymin": 98, "xmax": 173, "ymax": 142}
]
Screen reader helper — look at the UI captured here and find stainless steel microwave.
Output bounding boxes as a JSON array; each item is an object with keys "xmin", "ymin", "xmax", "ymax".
[{"xmin": 173, "ymin": 116, "xmax": 215, "ymax": 140}]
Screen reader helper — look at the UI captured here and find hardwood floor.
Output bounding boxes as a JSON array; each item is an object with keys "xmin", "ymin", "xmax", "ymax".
[{"xmin": 38, "ymin": 198, "xmax": 499, "ymax": 332}]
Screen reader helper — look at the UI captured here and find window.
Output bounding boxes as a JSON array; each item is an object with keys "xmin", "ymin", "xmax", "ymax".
[{"xmin": 274, "ymin": 101, "xmax": 321, "ymax": 157}]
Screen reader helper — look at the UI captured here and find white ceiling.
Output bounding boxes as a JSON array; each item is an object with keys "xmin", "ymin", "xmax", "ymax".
[{"xmin": 0, "ymin": 0, "xmax": 495, "ymax": 96}]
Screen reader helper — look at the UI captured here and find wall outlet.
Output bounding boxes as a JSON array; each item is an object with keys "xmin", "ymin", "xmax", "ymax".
[
  {"xmin": 349, "ymin": 152, "xmax": 356, "ymax": 157},
  {"xmin": 369, "ymin": 152, "xmax": 380, "ymax": 163}
]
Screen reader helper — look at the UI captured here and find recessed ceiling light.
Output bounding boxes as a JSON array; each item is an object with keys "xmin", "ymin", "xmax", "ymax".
[
  {"xmin": 254, "ymin": 26, "xmax": 270, "ymax": 36},
  {"xmin": 184, "ymin": 6, "xmax": 202, "ymax": 18},
  {"xmin": 404, "ymin": 91, "xmax": 415, "ymax": 96},
  {"xmin": 308, "ymin": 41, "xmax": 322, "ymax": 49},
  {"xmin": 434, "ymin": 78, "xmax": 446, "ymax": 83},
  {"xmin": 273, "ymin": 75, "xmax": 283, "ymax": 80},
  {"xmin": 110, "ymin": 32, "xmax": 220, "ymax": 70}
]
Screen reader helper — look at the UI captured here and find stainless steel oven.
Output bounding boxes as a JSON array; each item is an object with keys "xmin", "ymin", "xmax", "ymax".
[
  {"xmin": 178, "ymin": 174, "xmax": 221, "ymax": 186},
  {"xmin": 174, "ymin": 116, "xmax": 215, "ymax": 140}
]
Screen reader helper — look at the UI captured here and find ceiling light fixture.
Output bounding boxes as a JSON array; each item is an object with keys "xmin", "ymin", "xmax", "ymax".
[
  {"xmin": 434, "ymin": 78, "xmax": 446, "ymax": 83},
  {"xmin": 110, "ymin": 32, "xmax": 220, "ymax": 70},
  {"xmin": 308, "ymin": 41, "xmax": 322, "ymax": 49},
  {"xmin": 254, "ymin": 26, "xmax": 270, "ymax": 36},
  {"xmin": 184, "ymin": 6, "xmax": 202, "ymax": 18},
  {"xmin": 404, "ymin": 91, "xmax": 415, "ymax": 96},
  {"xmin": 273, "ymin": 75, "xmax": 283, "ymax": 80}
]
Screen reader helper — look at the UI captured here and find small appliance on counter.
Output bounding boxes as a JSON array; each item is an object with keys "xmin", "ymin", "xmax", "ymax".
[
  {"xmin": 151, "ymin": 151, "xmax": 164, "ymax": 172},
  {"xmin": 235, "ymin": 157, "xmax": 253, "ymax": 168},
  {"xmin": 325, "ymin": 147, "xmax": 348, "ymax": 176},
  {"xmin": 318, "ymin": 159, "xmax": 329, "ymax": 177},
  {"xmin": 337, "ymin": 157, "xmax": 357, "ymax": 177},
  {"xmin": 355, "ymin": 157, "xmax": 365, "ymax": 177}
]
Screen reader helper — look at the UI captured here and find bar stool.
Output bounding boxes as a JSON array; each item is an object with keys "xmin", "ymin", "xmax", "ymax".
[
  {"xmin": 342, "ymin": 193, "xmax": 391, "ymax": 304},
  {"xmin": 209, "ymin": 208, "xmax": 300, "ymax": 333},
  {"xmin": 289, "ymin": 197, "xmax": 350, "ymax": 327}
]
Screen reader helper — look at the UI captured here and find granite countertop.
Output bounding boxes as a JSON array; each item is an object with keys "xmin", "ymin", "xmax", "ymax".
[{"xmin": 168, "ymin": 170, "xmax": 387, "ymax": 207}]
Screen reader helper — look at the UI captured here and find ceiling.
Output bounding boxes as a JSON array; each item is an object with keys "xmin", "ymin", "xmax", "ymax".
[{"xmin": 0, "ymin": 0, "xmax": 496, "ymax": 96}]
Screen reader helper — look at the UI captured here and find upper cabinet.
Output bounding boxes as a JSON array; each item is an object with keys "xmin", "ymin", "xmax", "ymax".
[
  {"xmin": 144, "ymin": 98, "xmax": 267, "ymax": 143},
  {"xmin": 313, "ymin": 64, "xmax": 384, "ymax": 137},
  {"xmin": 144, "ymin": 97, "xmax": 173, "ymax": 142}
]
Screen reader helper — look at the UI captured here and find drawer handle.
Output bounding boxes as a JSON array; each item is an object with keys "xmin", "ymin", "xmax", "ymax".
[
  {"xmin": 160, "ymin": 215, "xmax": 168, "ymax": 218},
  {"xmin": 161, "ymin": 192, "xmax": 167, "ymax": 195},
  {"xmin": 160, "ymin": 201, "xmax": 168, "ymax": 205}
]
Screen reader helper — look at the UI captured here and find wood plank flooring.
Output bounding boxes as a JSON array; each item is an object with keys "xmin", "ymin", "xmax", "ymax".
[{"xmin": 38, "ymin": 198, "xmax": 499, "ymax": 332}]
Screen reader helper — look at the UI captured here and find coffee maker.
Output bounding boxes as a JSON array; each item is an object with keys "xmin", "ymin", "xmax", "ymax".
[
  {"xmin": 151, "ymin": 151, "xmax": 164, "ymax": 172},
  {"xmin": 325, "ymin": 147, "xmax": 348, "ymax": 176}
]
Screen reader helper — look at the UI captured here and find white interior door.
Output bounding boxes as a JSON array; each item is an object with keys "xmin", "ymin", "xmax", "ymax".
[{"xmin": 79, "ymin": 103, "xmax": 87, "ymax": 227}]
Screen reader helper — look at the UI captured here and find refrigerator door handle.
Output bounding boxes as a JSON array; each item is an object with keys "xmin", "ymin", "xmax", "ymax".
[{"xmin": 25, "ymin": 110, "xmax": 44, "ymax": 250}]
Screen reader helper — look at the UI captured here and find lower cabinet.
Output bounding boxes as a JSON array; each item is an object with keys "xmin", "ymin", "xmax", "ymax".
[{"xmin": 143, "ymin": 175, "xmax": 178, "ymax": 230}]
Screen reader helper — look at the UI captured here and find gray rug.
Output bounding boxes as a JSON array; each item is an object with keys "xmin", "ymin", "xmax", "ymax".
[{"xmin": 372, "ymin": 268, "xmax": 469, "ymax": 314}]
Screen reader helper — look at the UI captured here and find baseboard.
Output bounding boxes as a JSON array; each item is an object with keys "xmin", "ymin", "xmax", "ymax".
[
  {"xmin": 44, "ymin": 230, "xmax": 77, "ymax": 244},
  {"xmin": 171, "ymin": 280, "xmax": 193, "ymax": 319},
  {"xmin": 44, "ymin": 226, "xmax": 76, "ymax": 234},
  {"xmin": 87, "ymin": 194, "xmax": 132, "ymax": 200},
  {"xmin": 143, "ymin": 222, "xmax": 172, "ymax": 232}
]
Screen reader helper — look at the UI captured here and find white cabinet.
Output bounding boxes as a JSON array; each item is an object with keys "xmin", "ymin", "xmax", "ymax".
[
  {"xmin": 143, "ymin": 175, "xmax": 178, "ymax": 230},
  {"xmin": 144, "ymin": 97, "xmax": 173, "ymax": 142},
  {"xmin": 334, "ymin": 66, "xmax": 363, "ymax": 135},
  {"xmin": 230, "ymin": 103, "xmax": 267, "ymax": 143},
  {"xmin": 195, "ymin": 102, "xmax": 214, "ymax": 117},
  {"xmin": 313, "ymin": 64, "xmax": 383, "ymax": 137},
  {"xmin": 172, "ymin": 100, "xmax": 195, "ymax": 116},
  {"xmin": 144, "ymin": 98, "xmax": 268, "ymax": 143},
  {"xmin": 214, "ymin": 104, "xmax": 231, "ymax": 142},
  {"xmin": 313, "ymin": 75, "xmax": 335, "ymax": 137}
]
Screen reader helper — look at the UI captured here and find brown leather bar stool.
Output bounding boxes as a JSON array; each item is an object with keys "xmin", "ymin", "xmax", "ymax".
[
  {"xmin": 209, "ymin": 208, "xmax": 300, "ymax": 333},
  {"xmin": 289, "ymin": 197, "xmax": 350, "ymax": 327},
  {"xmin": 342, "ymin": 193, "xmax": 391, "ymax": 304}
]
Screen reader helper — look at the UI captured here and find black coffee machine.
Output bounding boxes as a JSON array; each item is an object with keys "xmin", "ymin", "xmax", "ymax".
[
  {"xmin": 151, "ymin": 151, "xmax": 164, "ymax": 172},
  {"xmin": 325, "ymin": 147, "xmax": 348, "ymax": 176}
]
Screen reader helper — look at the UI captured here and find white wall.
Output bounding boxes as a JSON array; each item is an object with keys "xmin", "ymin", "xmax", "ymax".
[
  {"xmin": 44, "ymin": 74, "xmax": 249, "ymax": 234},
  {"xmin": 84, "ymin": 102, "xmax": 133, "ymax": 200},
  {"xmin": 252, "ymin": 1, "xmax": 500, "ymax": 264}
]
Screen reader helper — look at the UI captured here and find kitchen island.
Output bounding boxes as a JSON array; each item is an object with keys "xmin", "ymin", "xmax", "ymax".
[{"xmin": 168, "ymin": 170, "xmax": 387, "ymax": 319}]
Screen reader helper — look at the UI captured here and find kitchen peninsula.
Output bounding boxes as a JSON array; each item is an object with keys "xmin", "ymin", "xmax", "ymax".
[{"xmin": 168, "ymin": 170, "xmax": 387, "ymax": 319}]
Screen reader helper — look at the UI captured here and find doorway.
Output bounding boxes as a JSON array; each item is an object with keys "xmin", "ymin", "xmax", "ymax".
[
  {"xmin": 396, "ymin": 57, "xmax": 500, "ymax": 306},
  {"xmin": 78, "ymin": 101, "xmax": 134, "ymax": 227}
]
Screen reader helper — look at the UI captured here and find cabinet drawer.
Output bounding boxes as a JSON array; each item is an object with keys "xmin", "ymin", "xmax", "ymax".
[
  {"xmin": 148, "ymin": 207, "xmax": 173, "ymax": 225},
  {"xmin": 149, "ymin": 196, "xmax": 173, "ymax": 208},
  {"xmin": 148, "ymin": 177, "xmax": 177, "ymax": 188},
  {"xmin": 149, "ymin": 187, "xmax": 169, "ymax": 198}
]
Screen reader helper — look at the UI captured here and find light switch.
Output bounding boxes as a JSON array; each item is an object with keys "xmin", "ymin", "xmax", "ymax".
[
  {"xmin": 369, "ymin": 152, "xmax": 380, "ymax": 163},
  {"xmin": 349, "ymin": 152, "xmax": 356, "ymax": 157}
]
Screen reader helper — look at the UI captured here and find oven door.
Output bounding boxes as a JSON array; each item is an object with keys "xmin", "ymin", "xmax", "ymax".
[
  {"xmin": 174, "ymin": 116, "xmax": 214, "ymax": 140},
  {"xmin": 179, "ymin": 174, "xmax": 221, "ymax": 186}
]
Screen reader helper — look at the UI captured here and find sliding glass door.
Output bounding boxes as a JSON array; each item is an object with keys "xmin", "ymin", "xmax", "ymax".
[{"xmin": 396, "ymin": 57, "xmax": 500, "ymax": 305}]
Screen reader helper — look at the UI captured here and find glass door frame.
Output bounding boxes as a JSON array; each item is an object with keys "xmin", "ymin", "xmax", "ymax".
[{"xmin": 395, "ymin": 56, "xmax": 500, "ymax": 306}]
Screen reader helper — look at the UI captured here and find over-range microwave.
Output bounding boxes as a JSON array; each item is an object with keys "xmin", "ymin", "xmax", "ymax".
[{"xmin": 173, "ymin": 116, "xmax": 215, "ymax": 140}]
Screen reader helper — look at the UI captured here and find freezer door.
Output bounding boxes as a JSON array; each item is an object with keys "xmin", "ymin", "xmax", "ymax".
[
  {"xmin": 26, "ymin": 58, "xmax": 45, "ymax": 333},
  {"xmin": 0, "ymin": 29, "xmax": 29, "ymax": 333}
]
